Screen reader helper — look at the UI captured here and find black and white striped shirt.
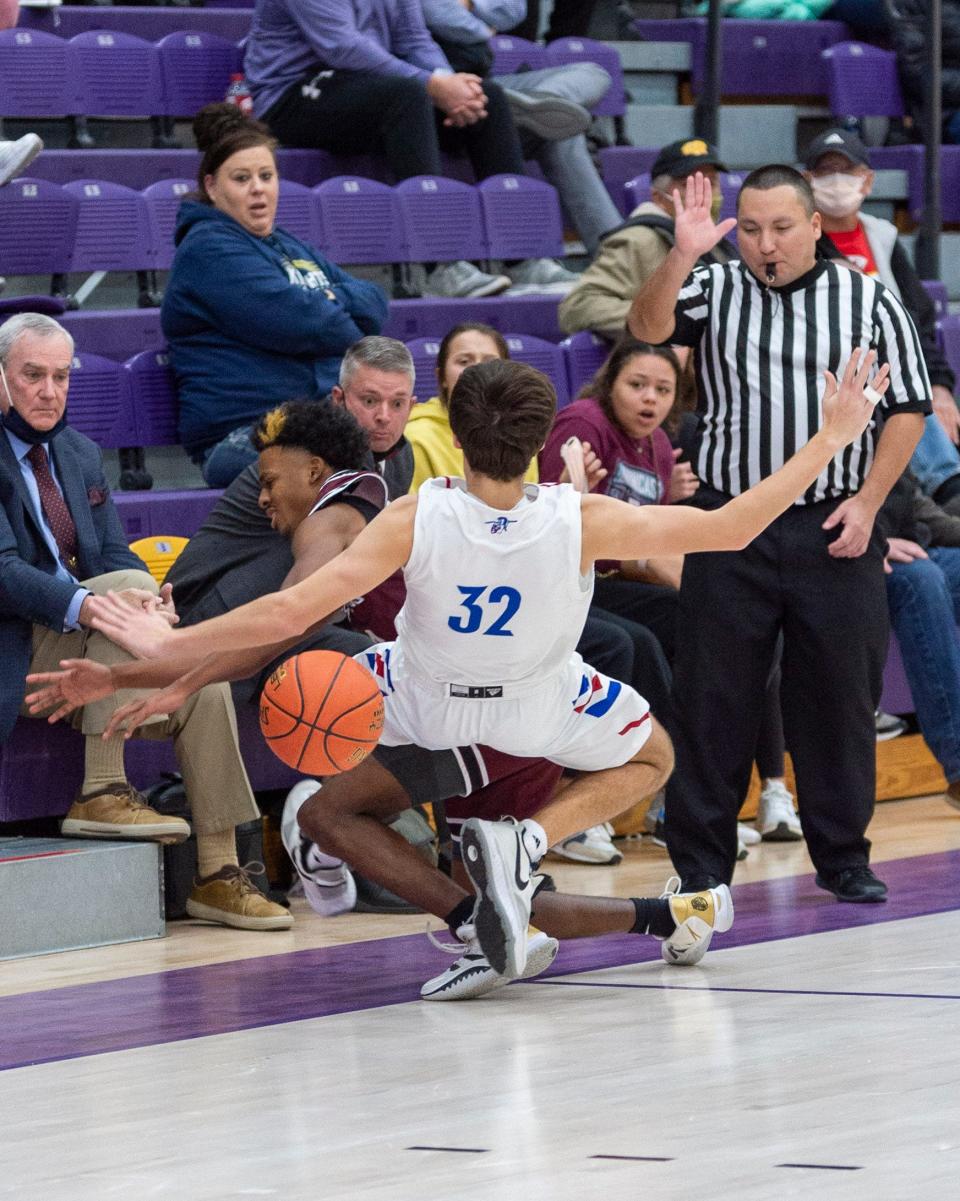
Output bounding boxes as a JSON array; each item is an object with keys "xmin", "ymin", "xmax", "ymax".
[{"xmin": 671, "ymin": 259, "xmax": 932, "ymax": 503}]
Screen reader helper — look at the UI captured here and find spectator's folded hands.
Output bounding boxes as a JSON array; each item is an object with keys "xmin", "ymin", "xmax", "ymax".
[
  {"xmin": 85, "ymin": 591, "xmax": 177, "ymax": 659},
  {"xmin": 883, "ymin": 536, "xmax": 929, "ymax": 574}
]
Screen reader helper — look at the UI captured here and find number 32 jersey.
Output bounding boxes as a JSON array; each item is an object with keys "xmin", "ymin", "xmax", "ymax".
[{"xmin": 395, "ymin": 477, "xmax": 593, "ymax": 693}]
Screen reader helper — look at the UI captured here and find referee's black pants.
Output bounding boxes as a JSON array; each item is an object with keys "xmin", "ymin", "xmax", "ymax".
[{"xmin": 666, "ymin": 488, "xmax": 889, "ymax": 887}]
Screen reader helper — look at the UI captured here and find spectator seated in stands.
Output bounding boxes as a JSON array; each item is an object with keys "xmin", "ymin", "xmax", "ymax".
[
  {"xmin": 559, "ymin": 139, "xmax": 736, "ymax": 341},
  {"xmin": 406, "ymin": 323, "xmax": 538, "ymax": 490},
  {"xmin": 889, "ymin": 0, "xmax": 960, "ymax": 143},
  {"xmin": 803, "ymin": 128, "xmax": 960, "ymax": 515},
  {"xmin": 421, "ymin": 0, "xmax": 622, "ymax": 259},
  {"xmin": 161, "ymin": 104, "xmax": 388, "ymax": 489},
  {"xmin": 877, "ymin": 472, "xmax": 960, "ymax": 813},
  {"xmin": 243, "ymin": 0, "xmax": 576, "ymax": 297},
  {"xmin": 540, "ymin": 336, "xmax": 798, "ymax": 846},
  {"xmin": 2, "ymin": 312, "xmax": 290, "ymax": 932}
]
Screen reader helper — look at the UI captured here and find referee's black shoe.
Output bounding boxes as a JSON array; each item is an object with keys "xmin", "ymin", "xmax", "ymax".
[{"xmin": 815, "ymin": 865, "xmax": 888, "ymax": 903}]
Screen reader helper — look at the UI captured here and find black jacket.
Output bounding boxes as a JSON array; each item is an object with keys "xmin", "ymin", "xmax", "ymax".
[{"xmin": 889, "ymin": 0, "xmax": 960, "ymax": 114}]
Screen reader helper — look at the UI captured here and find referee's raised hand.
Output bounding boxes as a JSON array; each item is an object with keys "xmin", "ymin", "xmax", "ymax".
[{"xmin": 672, "ymin": 172, "xmax": 738, "ymax": 263}]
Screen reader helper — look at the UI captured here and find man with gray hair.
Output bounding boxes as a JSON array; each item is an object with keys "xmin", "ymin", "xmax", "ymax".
[{"xmin": 1, "ymin": 312, "xmax": 291, "ymax": 931}]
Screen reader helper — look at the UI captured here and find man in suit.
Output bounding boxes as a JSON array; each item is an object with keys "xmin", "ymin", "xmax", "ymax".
[{"xmin": 0, "ymin": 312, "xmax": 290, "ymax": 931}]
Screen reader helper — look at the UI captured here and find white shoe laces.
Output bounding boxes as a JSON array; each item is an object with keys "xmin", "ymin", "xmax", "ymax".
[{"xmin": 426, "ymin": 920, "xmax": 477, "ymax": 956}]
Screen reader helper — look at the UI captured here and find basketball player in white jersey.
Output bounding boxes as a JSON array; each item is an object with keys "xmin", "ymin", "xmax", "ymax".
[{"xmin": 35, "ymin": 349, "xmax": 888, "ymax": 981}]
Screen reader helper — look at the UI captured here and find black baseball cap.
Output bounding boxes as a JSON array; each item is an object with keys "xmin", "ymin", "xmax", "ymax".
[
  {"xmin": 803, "ymin": 128, "xmax": 871, "ymax": 170},
  {"xmin": 651, "ymin": 138, "xmax": 726, "ymax": 180}
]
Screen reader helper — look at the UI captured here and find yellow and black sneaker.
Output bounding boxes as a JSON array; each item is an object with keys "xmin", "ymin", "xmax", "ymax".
[{"xmin": 660, "ymin": 877, "xmax": 734, "ymax": 966}]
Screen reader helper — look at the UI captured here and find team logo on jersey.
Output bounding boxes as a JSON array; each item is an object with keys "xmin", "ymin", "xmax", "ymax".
[
  {"xmin": 361, "ymin": 647, "xmax": 394, "ymax": 696},
  {"xmin": 572, "ymin": 673, "xmax": 622, "ymax": 717},
  {"xmin": 485, "ymin": 516, "xmax": 517, "ymax": 535}
]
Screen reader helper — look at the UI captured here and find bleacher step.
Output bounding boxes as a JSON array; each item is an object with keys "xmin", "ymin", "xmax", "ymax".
[{"xmin": 0, "ymin": 837, "xmax": 164, "ymax": 961}]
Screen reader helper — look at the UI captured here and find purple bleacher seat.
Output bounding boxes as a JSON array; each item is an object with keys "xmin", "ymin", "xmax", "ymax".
[
  {"xmin": 868, "ymin": 144, "xmax": 924, "ymax": 221},
  {"xmin": 142, "ymin": 178, "xmax": 193, "ymax": 271},
  {"xmin": 275, "ymin": 148, "xmax": 341, "ymax": 187},
  {"xmin": 384, "ymin": 294, "xmax": 562, "ymax": 342},
  {"xmin": 561, "ymin": 331, "xmax": 608, "ymax": 400},
  {"xmin": 543, "ymin": 37, "xmax": 624, "ymax": 116},
  {"xmin": 66, "ymin": 352, "xmax": 138, "ymax": 448},
  {"xmin": 156, "ymin": 31, "xmax": 243, "ymax": 118},
  {"xmin": 0, "ymin": 178, "xmax": 78, "ymax": 275},
  {"xmin": 125, "ymin": 349, "xmax": 178, "ymax": 448},
  {"xmin": 18, "ymin": 4, "xmax": 254, "ymax": 44},
  {"xmin": 631, "ymin": 17, "xmax": 847, "ymax": 95},
  {"xmin": 275, "ymin": 178, "xmax": 320, "ymax": 247},
  {"xmin": 489, "ymin": 35, "xmax": 549, "ymax": 75},
  {"xmin": 939, "ymin": 146, "xmax": 960, "ymax": 225},
  {"xmin": 404, "ymin": 337, "xmax": 443, "ymax": 400},
  {"xmin": 822, "ymin": 41, "xmax": 904, "ymax": 119},
  {"xmin": 69, "ymin": 30, "xmax": 164, "ymax": 118},
  {"xmin": 922, "ymin": 280, "xmax": 949, "ymax": 321},
  {"xmin": 941, "ymin": 315, "xmax": 960, "ymax": 383},
  {"xmin": 314, "ymin": 177, "xmax": 405, "ymax": 265},
  {"xmin": 113, "ymin": 488, "xmax": 221, "ymax": 541},
  {"xmin": 59, "ymin": 309, "xmax": 164, "ymax": 361},
  {"xmin": 503, "ymin": 334, "xmax": 568, "ymax": 407},
  {"xmin": 0, "ymin": 718, "xmax": 83, "ymax": 821},
  {"xmin": 395, "ymin": 176, "xmax": 488, "ymax": 263},
  {"xmin": 0, "ymin": 28, "xmax": 76, "ymax": 119},
  {"xmin": 477, "ymin": 174, "xmax": 563, "ymax": 261},
  {"xmin": 29, "ymin": 149, "xmax": 201, "ymax": 191},
  {"xmin": 597, "ymin": 146, "xmax": 661, "ymax": 216},
  {"xmin": 63, "ymin": 180, "xmax": 155, "ymax": 272}
]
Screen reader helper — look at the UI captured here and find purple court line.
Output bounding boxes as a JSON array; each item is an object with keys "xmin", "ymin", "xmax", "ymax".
[{"xmin": 1, "ymin": 849, "xmax": 958, "ymax": 1074}]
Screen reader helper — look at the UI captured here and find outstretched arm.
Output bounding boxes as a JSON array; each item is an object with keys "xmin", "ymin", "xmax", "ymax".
[
  {"xmin": 582, "ymin": 350, "xmax": 889, "ymax": 564},
  {"xmin": 85, "ymin": 498, "xmax": 418, "ymax": 662}
]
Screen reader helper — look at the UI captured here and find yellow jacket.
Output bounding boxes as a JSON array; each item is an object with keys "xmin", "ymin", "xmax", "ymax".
[{"xmin": 406, "ymin": 396, "xmax": 539, "ymax": 492}]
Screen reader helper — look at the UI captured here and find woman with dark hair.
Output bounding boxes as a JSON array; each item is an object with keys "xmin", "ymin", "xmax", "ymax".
[
  {"xmin": 161, "ymin": 104, "xmax": 388, "ymax": 488},
  {"xmin": 405, "ymin": 322, "xmax": 540, "ymax": 491}
]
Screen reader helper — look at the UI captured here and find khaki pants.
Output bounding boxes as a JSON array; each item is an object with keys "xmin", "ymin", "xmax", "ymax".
[{"xmin": 27, "ymin": 570, "xmax": 259, "ymax": 835}]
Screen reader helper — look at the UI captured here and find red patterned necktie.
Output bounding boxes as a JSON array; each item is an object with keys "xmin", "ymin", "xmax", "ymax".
[{"xmin": 26, "ymin": 442, "xmax": 79, "ymax": 572}]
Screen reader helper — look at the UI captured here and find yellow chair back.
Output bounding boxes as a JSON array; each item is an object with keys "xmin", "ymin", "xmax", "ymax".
[{"xmin": 129, "ymin": 535, "xmax": 190, "ymax": 585}]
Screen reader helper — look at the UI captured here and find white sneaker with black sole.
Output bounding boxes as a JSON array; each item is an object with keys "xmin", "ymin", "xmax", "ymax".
[
  {"xmin": 875, "ymin": 709, "xmax": 908, "ymax": 741},
  {"xmin": 756, "ymin": 780, "xmax": 803, "ymax": 842},
  {"xmin": 550, "ymin": 822, "xmax": 622, "ymax": 865},
  {"xmin": 460, "ymin": 817, "xmax": 536, "ymax": 979},
  {"xmin": 424, "ymin": 260, "xmax": 511, "ymax": 299},
  {"xmin": 280, "ymin": 780, "xmax": 357, "ymax": 916},
  {"xmin": 421, "ymin": 927, "xmax": 558, "ymax": 1001},
  {"xmin": 659, "ymin": 877, "xmax": 734, "ymax": 966}
]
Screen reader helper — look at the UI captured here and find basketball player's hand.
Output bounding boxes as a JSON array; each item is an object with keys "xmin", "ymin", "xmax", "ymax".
[
  {"xmin": 103, "ymin": 684, "xmax": 189, "ymax": 740},
  {"xmin": 668, "ymin": 448, "xmax": 699, "ymax": 502},
  {"xmin": 85, "ymin": 591, "xmax": 176, "ymax": 659},
  {"xmin": 24, "ymin": 659, "xmax": 114, "ymax": 722},
  {"xmin": 672, "ymin": 172, "xmax": 737, "ymax": 262},
  {"xmin": 582, "ymin": 441, "xmax": 608, "ymax": 491},
  {"xmin": 932, "ymin": 385, "xmax": 960, "ymax": 445}
]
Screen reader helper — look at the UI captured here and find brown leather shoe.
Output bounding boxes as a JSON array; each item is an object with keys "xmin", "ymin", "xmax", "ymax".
[
  {"xmin": 61, "ymin": 784, "xmax": 190, "ymax": 844},
  {"xmin": 186, "ymin": 863, "xmax": 293, "ymax": 931}
]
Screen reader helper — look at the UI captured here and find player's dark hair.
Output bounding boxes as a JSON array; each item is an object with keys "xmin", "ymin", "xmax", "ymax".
[
  {"xmin": 436, "ymin": 322, "xmax": 510, "ymax": 407},
  {"xmin": 448, "ymin": 359, "xmax": 556, "ymax": 481},
  {"xmin": 193, "ymin": 102, "xmax": 278, "ymax": 203},
  {"xmin": 251, "ymin": 399, "xmax": 369, "ymax": 470},
  {"xmin": 738, "ymin": 164, "xmax": 816, "ymax": 217},
  {"xmin": 582, "ymin": 338, "xmax": 681, "ymax": 433}
]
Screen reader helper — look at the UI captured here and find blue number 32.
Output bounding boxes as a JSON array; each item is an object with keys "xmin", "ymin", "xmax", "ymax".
[{"xmin": 447, "ymin": 585, "xmax": 522, "ymax": 637}]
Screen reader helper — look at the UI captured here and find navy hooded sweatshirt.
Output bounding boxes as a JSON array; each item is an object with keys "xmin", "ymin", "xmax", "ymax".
[{"xmin": 161, "ymin": 200, "xmax": 388, "ymax": 457}]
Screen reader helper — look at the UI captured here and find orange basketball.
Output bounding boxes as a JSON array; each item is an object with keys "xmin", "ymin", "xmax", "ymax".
[{"xmin": 259, "ymin": 650, "xmax": 384, "ymax": 776}]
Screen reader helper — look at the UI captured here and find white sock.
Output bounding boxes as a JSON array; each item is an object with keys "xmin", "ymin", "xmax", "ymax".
[{"xmin": 519, "ymin": 819, "xmax": 548, "ymax": 867}]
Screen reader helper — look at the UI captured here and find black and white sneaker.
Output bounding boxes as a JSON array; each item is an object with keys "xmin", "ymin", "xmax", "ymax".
[
  {"xmin": 421, "ymin": 928, "xmax": 558, "ymax": 1001},
  {"xmin": 460, "ymin": 817, "xmax": 537, "ymax": 979},
  {"xmin": 280, "ymin": 781, "xmax": 356, "ymax": 916}
]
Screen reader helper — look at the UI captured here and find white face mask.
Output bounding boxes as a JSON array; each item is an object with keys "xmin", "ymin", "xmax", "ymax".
[{"xmin": 811, "ymin": 172, "xmax": 865, "ymax": 219}]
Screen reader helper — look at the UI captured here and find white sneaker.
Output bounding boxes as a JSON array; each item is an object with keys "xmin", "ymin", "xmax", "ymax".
[
  {"xmin": 0, "ymin": 135, "xmax": 44, "ymax": 188},
  {"xmin": 460, "ymin": 817, "xmax": 536, "ymax": 979},
  {"xmin": 280, "ymin": 780, "xmax": 357, "ymax": 916},
  {"xmin": 738, "ymin": 822, "xmax": 761, "ymax": 846},
  {"xmin": 506, "ymin": 257, "xmax": 580, "ymax": 295},
  {"xmin": 424, "ymin": 260, "xmax": 511, "ymax": 299},
  {"xmin": 659, "ymin": 877, "xmax": 734, "ymax": 966},
  {"xmin": 421, "ymin": 927, "xmax": 558, "ymax": 1001},
  {"xmin": 756, "ymin": 779, "xmax": 803, "ymax": 842},
  {"xmin": 550, "ymin": 822, "xmax": 622, "ymax": 865},
  {"xmin": 875, "ymin": 709, "xmax": 908, "ymax": 741}
]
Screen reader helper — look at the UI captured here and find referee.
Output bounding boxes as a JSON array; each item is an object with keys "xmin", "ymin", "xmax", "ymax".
[{"xmin": 629, "ymin": 165, "xmax": 930, "ymax": 903}]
